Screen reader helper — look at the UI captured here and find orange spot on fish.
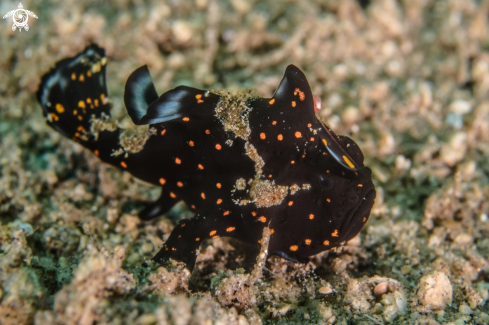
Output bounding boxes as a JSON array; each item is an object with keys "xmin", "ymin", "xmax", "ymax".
[
  {"xmin": 294, "ymin": 88, "xmax": 305, "ymax": 101},
  {"xmin": 196, "ymin": 94, "xmax": 204, "ymax": 104},
  {"xmin": 343, "ymin": 155, "xmax": 355, "ymax": 168},
  {"xmin": 49, "ymin": 113, "xmax": 59, "ymax": 121},
  {"xmin": 55, "ymin": 103, "xmax": 65, "ymax": 113}
]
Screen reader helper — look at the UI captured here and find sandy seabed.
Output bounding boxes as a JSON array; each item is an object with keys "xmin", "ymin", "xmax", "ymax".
[{"xmin": 0, "ymin": 0, "xmax": 488, "ymax": 324}]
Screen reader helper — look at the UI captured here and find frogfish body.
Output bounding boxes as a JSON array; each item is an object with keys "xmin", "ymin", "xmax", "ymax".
[{"xmin": 37, "ymin": 45, "xmax": 376, "ymax": 270}]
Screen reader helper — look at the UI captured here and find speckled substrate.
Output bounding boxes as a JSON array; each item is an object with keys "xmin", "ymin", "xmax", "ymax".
[{"xmin": 0, "ymin": 0, "xmax": 488, "ymax": 324}]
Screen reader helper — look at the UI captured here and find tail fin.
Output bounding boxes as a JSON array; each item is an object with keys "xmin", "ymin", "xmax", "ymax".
[{"xmin": 37, "ymin": 44, "xmax": 111, "ymax": 144}]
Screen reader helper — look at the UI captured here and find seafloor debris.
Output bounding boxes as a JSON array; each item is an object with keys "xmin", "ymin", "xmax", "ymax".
[{"xmin": 415, "ymin": 271, "xmax": 453, "ymax": 312}]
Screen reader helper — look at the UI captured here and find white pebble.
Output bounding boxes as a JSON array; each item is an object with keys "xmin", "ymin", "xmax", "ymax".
[
  {"xmin": 172, "ymin": 21, "xmax": 193, "ymax": 44},
  {"xmin": 449, "ymin": 100, "xmax": 472, "ymax": 114},
  {"xmin": 481, "ymin": 214, "xmax": 488, "ymax": 222}
]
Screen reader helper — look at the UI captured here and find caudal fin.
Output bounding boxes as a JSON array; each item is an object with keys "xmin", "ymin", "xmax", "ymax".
[{"xmin": 37, "ymin": 44, "xmax": 111, "ymax": 144}]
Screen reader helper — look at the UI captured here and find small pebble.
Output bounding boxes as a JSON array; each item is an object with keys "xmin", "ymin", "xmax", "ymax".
[
  {"xmin": 459, "ymin": 304, "xmax": 473, "ymax": 315},
  {"xmin": 141, "ymin": 242, "xmax": 154, "ymax": 254},
  {"xmin": 318, "ymin": 286, "xmax": 335, "ymax": 295},
  {"xmin": 449, "ymin": 99, "xmax": 472, "ymax": 114},
  {"xmin": 341, "ymin": 106, "xmax": 360, "ymax": 124},
  {"xmin": 135, "ymin": 314, "xmax": 157, "ymax": 325},
  {"xmin": 231, "ymin": 0, "xmax": 251, "ymax": 14},
  {"xmin": 17, "ymin": 222, "xmax": 34, "ymax": 236},
  {"xmin": 416, "ymin": 271, "xmax": 453, "ymax": 311},
  {"xmin": 172, "ymin": 21, "xmax": 193, "ymax": 44},
  {"xmin": 400, "ymin": 265, "xmax": 412, "ymax": 274},
  {"xmin": 374, "ymin": 282, "xmax": 389, "ymax": 296},
  {"xmin": 453, "ymin": 233, "xmax": 473, "ymax": 247}
]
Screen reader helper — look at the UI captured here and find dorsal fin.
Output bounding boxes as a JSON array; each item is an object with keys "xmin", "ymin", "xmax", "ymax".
[
  {"xmin": 124, "ymin": 65, "xmax": 159, "ymax": 125},
  {"xmin": 142, "ymin": 85, "xmax": 214, "ymax": 124},
  {"xmin": 273, "ymin": 65, "xmax": 315, "ymax": 113},
  {"xmin": 124, "ymin": 66, "xmax": 221, "ymax": 125}
]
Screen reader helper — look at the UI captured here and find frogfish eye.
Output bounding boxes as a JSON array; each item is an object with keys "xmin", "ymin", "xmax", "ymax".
[{"xmin": 319, "ymin": 176, "xmax": 335, "ymax": 191}]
